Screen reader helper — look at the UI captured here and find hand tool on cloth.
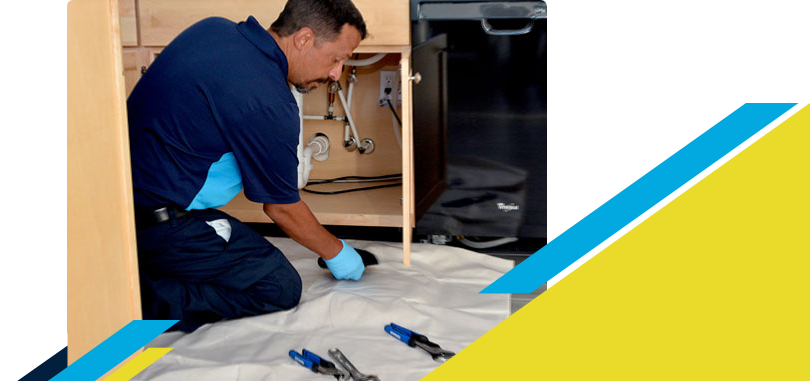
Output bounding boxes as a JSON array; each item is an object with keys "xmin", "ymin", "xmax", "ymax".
[
  {"xmin": 289, "ymin": 348, "xmax": 346, "ymax": 379},
  {"xmin": 317, "ymin": 248, "xmax": 380, "ymax": 269},
  {"xmin": 328, "ymin": 348, "xmax": 380, "ymax": 381},
  {"xmin": 384, "ymin": 323, "xmax": 455, "ymax": 362}
]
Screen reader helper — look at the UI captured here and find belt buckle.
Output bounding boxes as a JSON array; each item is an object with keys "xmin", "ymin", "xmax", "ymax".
[{"xmin": 153, "ymin": 207, "xmax": 171, "ymax": 223}]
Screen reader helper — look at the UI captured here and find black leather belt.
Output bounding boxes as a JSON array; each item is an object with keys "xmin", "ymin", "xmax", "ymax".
[{"xmin": 135, "ymin": 205, "xmax": 189, "ymax": 229}]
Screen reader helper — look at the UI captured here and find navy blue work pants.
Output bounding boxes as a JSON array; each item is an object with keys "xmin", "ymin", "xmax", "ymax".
[{"xmin": 136, "ymin": 209, "xmax": 302, "ymax": 332}]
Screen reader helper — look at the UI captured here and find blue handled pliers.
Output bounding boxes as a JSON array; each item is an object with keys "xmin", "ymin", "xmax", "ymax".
[
  {"xmin": 384, "ymin": 323, "xmax": 455, "ymax": 362},
  {"xmin": 289, "ymin": 348, "xmax": 346, "ymax": 379}
]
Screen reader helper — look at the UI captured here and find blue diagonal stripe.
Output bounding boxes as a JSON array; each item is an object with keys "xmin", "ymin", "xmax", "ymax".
[
  {"xmin": 51, "ymin": 320, "xmax": 177, "ymax": 381},
  {"xmin": 482, "ymin": 103, "xmax": 796, "ymax": 294}
]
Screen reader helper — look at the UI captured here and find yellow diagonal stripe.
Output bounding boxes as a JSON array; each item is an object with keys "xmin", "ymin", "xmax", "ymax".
[
  {"xmin": 425, "ymin": 104, "xmax": 810, "ymax": 380},
  {"xmin": 102, "ymin": 348, "xmax": 173, "ymax": 381}
]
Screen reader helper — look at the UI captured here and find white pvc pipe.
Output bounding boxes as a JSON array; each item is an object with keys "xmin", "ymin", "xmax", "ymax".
[
  {"xmin": 346, "ymin": 80, "xmax": 355, "ymax": 110},
  {"xmin": 345, "ymin": 78, "xmax": 355, "ymax": 138},
  {"xmin": 294, "ymin": 88, "xmax": 307, "ymax": 189},
  {"xmin": 336, "ymin": 88, "xmax": 362, "ymax": 148},
  {"xmin": 344, "ymin": 53, "xmax": 386, "ymax": 67},
  {"xmin": 294, "ymin": 87, "xmax": 332, "ymax": 188},
  {"xmin": 300, "ymin": 141, "xmax": 323, "ymax": 188},
  {"xmin": 303, "ymin": 115, "xmax": 346, "ymax": 121}
]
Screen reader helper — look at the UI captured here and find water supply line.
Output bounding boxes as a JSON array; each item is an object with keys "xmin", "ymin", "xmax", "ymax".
[
  {"xmin": 336, "ymin": 83, "xmax": 373, "ymax": 154},
  {"xmin": 303, "ymin": 115, "xmax": 346, "ymax": 121},
  {"xmin": 344, "ymin": 53, "xmax": 386, "ymax": 67},
  {"xmin": 346, "ymin": 63, "xmax": 358, "ymax": 110},
  {"xmin": 327, "ymin": 81, "xmax": 337, "ymax": 118}
]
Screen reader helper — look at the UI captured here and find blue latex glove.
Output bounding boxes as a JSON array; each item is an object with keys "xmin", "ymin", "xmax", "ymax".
[{"xmin": 324, "ymin": 240, "xmax": 365, "ymax": 280}]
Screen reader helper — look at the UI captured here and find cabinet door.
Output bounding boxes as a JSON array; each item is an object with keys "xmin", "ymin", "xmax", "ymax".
[
  {"xmin": 138, "ymin": 0, "xmax": 409, "ymax": 47},
  {"xmin": 68, "ymin": 0, "xmax": 141, "ymax": 364}
]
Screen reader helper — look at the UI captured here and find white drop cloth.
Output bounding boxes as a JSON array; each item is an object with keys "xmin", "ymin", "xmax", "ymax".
[{"xmin": 134, "ymin": 238, "xmax": 512, "ymax": 381}]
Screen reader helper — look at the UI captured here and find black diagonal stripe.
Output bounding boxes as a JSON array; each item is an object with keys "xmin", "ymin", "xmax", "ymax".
[
  {"xmin": 18, "ymin": 347, "xmax": 67, "ymax": 381},
  {"xmin": 547, "ymin": 103, "xmax": 807, "ymax": 287}
]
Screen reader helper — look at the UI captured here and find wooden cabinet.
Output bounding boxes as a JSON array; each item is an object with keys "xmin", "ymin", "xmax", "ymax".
[
  {"xmin": 118, "ymin": 0, "xmax": 415, "ymax": 263},
  {"xmin": 68, "ymin": 0, "xmax": 141, "ymax": 364},
  {"xmin": 136, "ymin": 0, "xmax": 408, "ymax": 48}
]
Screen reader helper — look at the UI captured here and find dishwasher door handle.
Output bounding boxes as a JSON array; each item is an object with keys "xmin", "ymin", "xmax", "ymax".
[{"xmin": 480, "ymin": 18, "xmax": 535, "ymax": 35}]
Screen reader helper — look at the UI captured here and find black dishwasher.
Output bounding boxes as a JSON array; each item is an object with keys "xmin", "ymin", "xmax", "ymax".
[{"xmin": 411, "ymin": 0, "xmax": 547, "ymax": 248}]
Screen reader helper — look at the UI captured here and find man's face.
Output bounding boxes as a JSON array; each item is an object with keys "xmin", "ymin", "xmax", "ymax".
[{"xmin": 291, "ymin": 24, "xmax": 361, "ymax": 93}]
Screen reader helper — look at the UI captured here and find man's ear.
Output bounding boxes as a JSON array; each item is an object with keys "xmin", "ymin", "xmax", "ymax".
[{"xmin": 292, "ymin": 27, "xmax": 315, "ymax": 52}]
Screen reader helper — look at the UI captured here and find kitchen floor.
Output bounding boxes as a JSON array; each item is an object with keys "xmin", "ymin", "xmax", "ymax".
[
  {"xmin": 442, "ymin": 239, "xmax": 547, "ymax": 315},
  {"xmin": 489, "ymin": 253, "xmax": 546, "ymax": 314},
  {"xmin": 405, "ymin": 239, "xmax": 547, "ymax": 315}
]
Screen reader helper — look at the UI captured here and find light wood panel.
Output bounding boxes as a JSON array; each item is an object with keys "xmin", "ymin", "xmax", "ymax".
[
  {"xmin": 119, "ymin": 0, "xmax": 138, "ymax": 46},
  {"xmin": 122, "ymin": 48, "xmax": 144, "ymax": 96},
  {"xmin": 352, "ymin": 0, "xmax": 410, "ymax": 46},
  {"xmin": 68, "ymin": 0, "xmax": 141, "ymax": 364},
  {"xmin": 138, "ymin": 0, "xmax": 409, "ymax": 47},
  {"xmin": 122, "ymin": 47, "xmax": 162, "ymax": 96},
  {"xmin": 400, "ymin": 50, "xmax": 413, "ymax": 266}
]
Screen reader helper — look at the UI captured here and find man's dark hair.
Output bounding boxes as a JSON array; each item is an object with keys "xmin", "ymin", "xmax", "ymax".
[{"xmin": 271, "ymin": 0, "xmax": 367, "ymax": 42}]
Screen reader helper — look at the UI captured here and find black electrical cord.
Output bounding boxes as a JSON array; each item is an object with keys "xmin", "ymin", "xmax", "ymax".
[
  {"xmin": 386, "ymin": 98, "xmax": 402, "ymax": 126},
  {"xmin": 302, "ymin": 182, "xmax": 402, "ymax": 195},
  {"xmin": 303, "ymin": 174, "xmax": 403, "ymax": 195},
  {"xmin": 307, "ymin": 174, "xmax": 402, "ymax": 184},
  {"xmin": 384, "ymin": 91, "xmax": 402, "ymax": 127}
]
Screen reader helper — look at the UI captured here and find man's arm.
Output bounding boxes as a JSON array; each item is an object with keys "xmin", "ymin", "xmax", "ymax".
[{"xmin": 263, "ymin": 200, "xmax": 342, "ymax": 260}]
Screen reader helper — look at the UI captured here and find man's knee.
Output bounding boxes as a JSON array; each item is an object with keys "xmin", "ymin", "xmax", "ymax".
[
  {"xmin": 278, "ymin": 270, "xmax": 302, "ymax": 310},
  {"xmin": 272, "ymin": 262, "xmax": 302, "ymax": 310},
  {"xmin": 247, "ymin": 260, "xmax": 302, "ymax": 312}
]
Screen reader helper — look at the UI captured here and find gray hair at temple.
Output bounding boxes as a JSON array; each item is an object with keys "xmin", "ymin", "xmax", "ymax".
[{"xmin": 270, "ymin": 0, "xmax": 368, "ymax": 43}]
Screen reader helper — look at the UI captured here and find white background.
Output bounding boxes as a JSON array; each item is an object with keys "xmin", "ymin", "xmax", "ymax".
[{"xmin": 0, "ymin": 0, "xmax": 67, "ymax": 237}]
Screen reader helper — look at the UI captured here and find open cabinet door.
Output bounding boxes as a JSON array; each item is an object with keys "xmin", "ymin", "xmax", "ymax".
[{"xmin": 67, "ymin": 0, "xmax": 141, "ymax": 364}]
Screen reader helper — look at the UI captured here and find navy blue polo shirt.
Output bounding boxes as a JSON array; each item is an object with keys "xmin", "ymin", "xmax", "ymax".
[{"xmin": 127, "ymin": 16, "xmax": 300, "ymax": 210}]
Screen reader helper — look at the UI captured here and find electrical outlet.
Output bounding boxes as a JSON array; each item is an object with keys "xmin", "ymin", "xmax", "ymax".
[{"xmin": 379, "ymin": 70, "xmax": 398, "ymax": 107}]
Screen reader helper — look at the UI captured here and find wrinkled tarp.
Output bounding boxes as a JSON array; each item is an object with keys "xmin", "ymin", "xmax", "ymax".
[{"xmin": 134, "ymin": 238, "xmax": 512, "ymax": 381}]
